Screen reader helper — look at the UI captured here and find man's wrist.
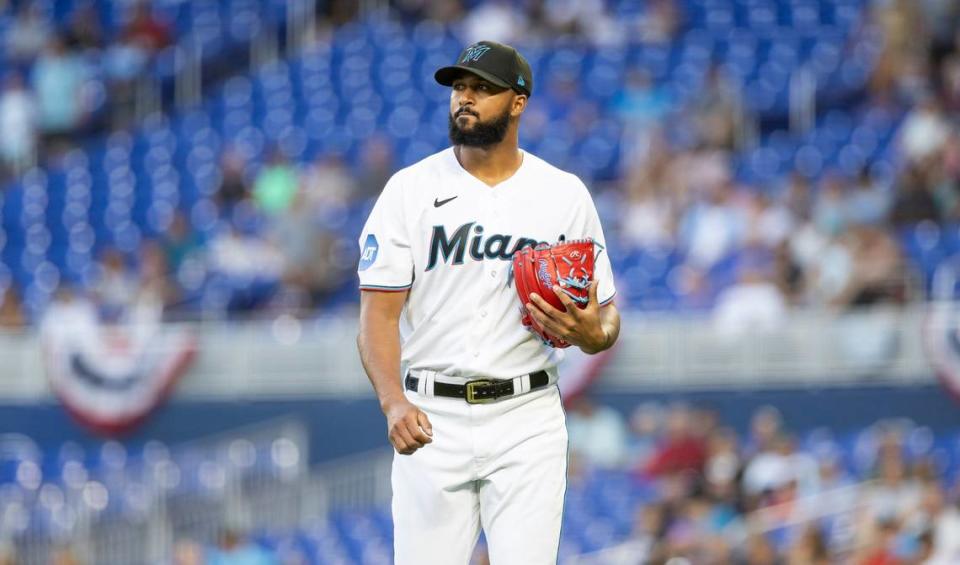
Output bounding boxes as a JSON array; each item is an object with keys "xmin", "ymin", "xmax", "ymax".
[
  {"xmin": 581, "ymin": 326, "xmax": 610, "ymax": 354},
  {"xmin": 379, "ymin": 390, "xmax": 408, "ymax": 412}
]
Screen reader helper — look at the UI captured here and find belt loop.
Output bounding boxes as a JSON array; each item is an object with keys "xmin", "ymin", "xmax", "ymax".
[
  {"xmin": 511, "ymin": 375, "xmax": 525, "ymax": 395},
  {"xmin": 420, "ymin": 371, "xmax": 433, "ymax": 396}
]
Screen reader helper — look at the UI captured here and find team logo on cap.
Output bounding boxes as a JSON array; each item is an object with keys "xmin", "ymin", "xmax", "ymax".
[
  {"xmin": 517, "ymin": 75, "xmax": 526, "ymax": 87},
  {"xmin": 461, "ymin": 45, "xmax": 491, "ymax": 63}
]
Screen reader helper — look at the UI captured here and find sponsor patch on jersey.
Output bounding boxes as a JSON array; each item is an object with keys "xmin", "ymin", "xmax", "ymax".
[{"xmin": 359, "ymin": 234, "xmax": 379, "ymax": 271}]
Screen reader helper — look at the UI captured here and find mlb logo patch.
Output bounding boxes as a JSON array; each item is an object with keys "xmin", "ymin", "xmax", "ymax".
[{"xmin": 359, "ymin": 234, "xmax": 379, "ymax": 271}]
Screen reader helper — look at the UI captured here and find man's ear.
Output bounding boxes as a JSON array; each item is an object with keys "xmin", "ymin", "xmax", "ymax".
[{"xmin": 512, "ymin": 94, "xmax": 527, "ymax": 117}]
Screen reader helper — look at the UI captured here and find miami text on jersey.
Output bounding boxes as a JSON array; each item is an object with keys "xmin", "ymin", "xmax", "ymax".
[{"xmin": 426, "ymin": 222, "xmax": 557, "ymax": 271}]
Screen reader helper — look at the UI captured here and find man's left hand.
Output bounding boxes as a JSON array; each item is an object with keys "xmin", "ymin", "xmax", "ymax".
[{"xmin": 527, "ymin": 280, "xmax": 609, "ymax": 354}]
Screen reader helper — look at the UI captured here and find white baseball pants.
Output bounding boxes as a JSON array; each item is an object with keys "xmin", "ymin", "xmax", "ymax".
[{"xmin": 392, "ymin": 384, "xmax": 568, "ymax": 565}]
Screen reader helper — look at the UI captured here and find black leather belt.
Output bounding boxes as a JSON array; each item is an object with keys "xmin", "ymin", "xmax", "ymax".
[{"xmin": 404, "ymin": 370, "xmax": 550, "ymax": 404}]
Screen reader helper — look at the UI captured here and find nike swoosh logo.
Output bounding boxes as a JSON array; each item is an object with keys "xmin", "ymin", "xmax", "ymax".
[{"xmin": 434, "ymin": 196, "xmax": 458, "ymax": 208}]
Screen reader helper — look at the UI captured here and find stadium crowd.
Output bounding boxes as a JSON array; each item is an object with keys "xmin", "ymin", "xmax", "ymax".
[
  {"xmin": 0, "ymin": 0, "xmax": 957, "ymax": 329},
  {"xmin": 566, "ymin": 398, "xmax": 960, "ymax": 564}
]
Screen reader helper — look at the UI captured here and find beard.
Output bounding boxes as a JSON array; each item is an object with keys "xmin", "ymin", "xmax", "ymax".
[{"xmin": 448, "ymin": 106, "xmax": 512, "ymax": 147}]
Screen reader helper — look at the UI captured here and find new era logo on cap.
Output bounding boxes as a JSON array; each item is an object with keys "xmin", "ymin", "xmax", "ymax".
[{"xmin": 517, "ymin": 75, "xmax": 525, "ymax": 87}]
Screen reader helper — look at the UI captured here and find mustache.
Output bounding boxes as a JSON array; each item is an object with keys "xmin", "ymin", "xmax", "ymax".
[{"xmin": 455, "ymin": 108, "xmax": 478, "ymax": 118}]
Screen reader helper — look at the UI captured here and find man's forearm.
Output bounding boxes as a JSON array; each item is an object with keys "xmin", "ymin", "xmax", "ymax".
[{"xmin": 357, "ymin": 316, "xmax": 406, "ymax": 410}]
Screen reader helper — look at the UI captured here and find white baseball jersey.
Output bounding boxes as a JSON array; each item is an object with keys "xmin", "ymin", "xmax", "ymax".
[{"xmin": 357, "ymin": 147, "xmax": 616, "ymax": 381}]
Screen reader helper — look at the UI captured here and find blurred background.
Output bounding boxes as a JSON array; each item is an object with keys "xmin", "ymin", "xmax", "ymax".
[{"xmin": 0, "ymin": 0, "xmax": 958, "ymax": 563}]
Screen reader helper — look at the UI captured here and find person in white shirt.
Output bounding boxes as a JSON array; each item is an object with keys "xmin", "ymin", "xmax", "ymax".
[{"xmin": 356, "ymin": 40, "xmax": 620, "ymax": 565}]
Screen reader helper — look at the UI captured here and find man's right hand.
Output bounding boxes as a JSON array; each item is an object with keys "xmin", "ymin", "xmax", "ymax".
[{"xmin": 383, "ymin": 397, "xmax": 433, "ymax": 455}]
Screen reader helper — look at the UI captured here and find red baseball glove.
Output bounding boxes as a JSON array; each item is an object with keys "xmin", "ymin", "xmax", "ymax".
[{"xmin": 512, "ymin": 239, "xmax": 596, "ymax": 348}]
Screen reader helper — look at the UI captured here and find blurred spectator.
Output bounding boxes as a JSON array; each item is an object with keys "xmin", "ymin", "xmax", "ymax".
[
  {"xmin": 537, "ymin": 0, "xmax": 621, "ymax": 44},
  {"xmin": 32, "ymin": 35, "xmax": 89, "ymax": 153},
  {"xmin": 122, "ymin": 1, "xmax": 173, "ymax": 53},
  {"xmin": 802, "ymin": 227, "xmax": 854, "ymax": 306},
  {"xmin": 208, "ymin": 528, "xmax": 278, "ymax": 565},
  {"xmin": 93, "ymin": 247, "xmax": 140, "ymax": 320},
  {"xmin": 929, "ymin": 148, "xmax": 960, "ymax": 220},
  {"xmin": 139, "ymin": 240, "xmax": 174, "ymax": 311},
  {"xmin": 171, "ymin": 538, "xmax": 204, "ymax": 565},
  {"xmin": 217, "ymin": 147, "xmax": 252, "ymax": 210},
  {"xmin": 743, "ymin": 434, "xmax": 817, "ymax": 499},
  {"xmin": 863, "ymin": 452, "xmax": 922, "ymax": 524},
  {"xmin": 928, "ymin": 498, "xmax": 960, "ymax": 563},
  {"xmin": 566, "ymin": 395, "xmax": 629, "ymax": 468},
  {"xmin": 817, "ymin": 452, "xmax": 855, "ymax": 493},
  {"xmin": 642, "ymin": 404, "xmax": 707, "ymax": 478},
  {"xmin": 63, "ymin": 1, "xmax": 106, "ymax": 52},
  {"xmin": 670, "ymin": 144, "xmax": 732, "ymax": 207},
  {"xmin": 899, "ymin": 97, "xmax": 951, "ymax": 163},
  {"xmin": 299, "ymin": 153, "xmax": 355, "ymax": 210},
  {"xmin": 356, "ymin": 136, "xmax": 396, "ymax": 201},
  {"xmin": 635, "ymin": 0, "xmax": 682, "ymax": 44},
  {"xmin": 747, "ymin": 406, "xmax": 783, "ymax": 457},
  {"xmin": 704, "ymin": 428, "xmax": 742, "ymax": 499},
  {"xmin": 772, "ymin": 241, "xmax": 804, "ymax": 304},
  {"xmin": 712, "ymin": 254, "xmax": 788, "ymax": 336},
  {"xmin": 630, "ymin": 503, "xmax": 668, "ymax": 561},
  {"xmin": 831, "ymin": 226, "xmax": 904, "ymax": 309},
  {"xmin": 680, "ymin": 181, "xmax": 743, "ymax": 269},
  {"xmin": 855, "ymin": 518, "xmax": 902, "ymax": 565},
  {"xmin": 49, "ymin": 546, "xmax": 81, "ymax": 565},
  {"xmin": 0, "ymin": 287, "xmax": 26, "ymax": 329},
  {"xmin": 612, "ymin": 69, "xmax": 672, "ymax": 133},
  {"xmin": 742, "ymin": 534, "xmax": 779, "ymax": 565},
  {"xmin": 208, "ymin": 222, "xmax": 285, "ymax": 282},
  {"xmin": 847, "ymin": 167, "xmax": 892, "ymax": 226},
  {"xmin": 0, "ymin": 543, "xmax": 13, "ymax": 565},
  {"xmin": 627, "ymin": 402, "xmax": 662, "ymax": 467},
  {"xmin": 621, "ymin": 171, "xmax": 675, "ymax": 249},
  {"xmin": 103, "ymin": 35, "xmax": 151, "ymax": 127},
  {"xmin": 743, "ymin": 191, "xmax": 794, "ymax": 249},
  {"xmin": 870, "ymin": 0, "xmax": 928, "ymax": 100},
  {"xmin": 782, "ymin": 171, "xmax": 814, "ymax": 220},
  {"xmin": 5, "ymin": 3, "xmax": 52, "ymax": 65},
  {"xmin": 272, "ymin": 190, "xmax": 341, "ymax": 309},
  {"xmin": 812, "ymin": 174, "xmax": 850, "ymax": 238},
  {"xmin": 941, "ymin": 53, "xmax": 960, "ymax": 112},
  {"xmin": 786, "ymin": 526, "xmax": 830, "ymax": 565},
  {"xmin": 253, "ymin": 150, "xmax": 299, "ymax": 216},
  {"xmin": 462, "ymin": 0, "xmax": 527, "ymax": 44},
  {"xmin": 0, "ymin": 71, "xmax": 37, "ymax": 177},
  {"xmin": 162, "ymin": 212, "xmax": 203, "ymax": 280},
  {"xmin": 692, "ymin": 65, "xmax": 740, "ymax": 151}
]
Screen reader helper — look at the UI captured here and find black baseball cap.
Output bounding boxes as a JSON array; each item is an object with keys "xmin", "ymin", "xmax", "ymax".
[{"xmin": 435, "ymin": 40, "xmax": 533, "ymax": 97}]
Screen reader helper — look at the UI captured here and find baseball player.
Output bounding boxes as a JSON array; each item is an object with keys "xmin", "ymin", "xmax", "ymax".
[{"xmin": 356, "ymin": 40, "xmax": 620, "ymax": 565}]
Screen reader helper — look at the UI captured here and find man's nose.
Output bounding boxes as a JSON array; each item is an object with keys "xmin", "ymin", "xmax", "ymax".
[{"xmin": 457, "ymin": 87, "xmax": 476, "ymax": 103}]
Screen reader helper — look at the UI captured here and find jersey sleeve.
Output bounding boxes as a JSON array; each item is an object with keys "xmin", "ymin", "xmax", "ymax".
[
  {"xmin": 578, "ymin": 182, "xmax": 617, "ymax": 306},
  {"xmin": 357, "ymin": 173, "xmax": 414, "ymax": 292}
]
